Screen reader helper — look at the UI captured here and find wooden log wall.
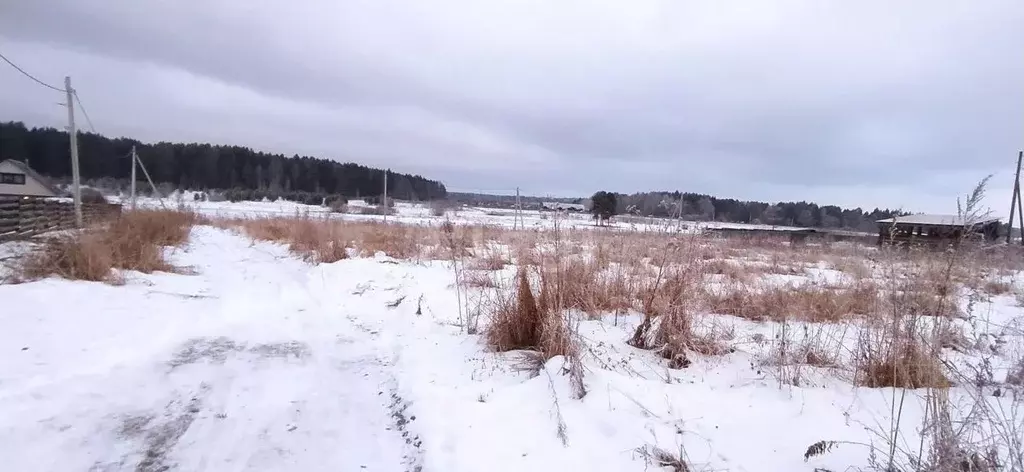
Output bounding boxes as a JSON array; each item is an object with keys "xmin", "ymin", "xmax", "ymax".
[{"xmin": 0, "ymin": 195, "xmax": 122, "ymax": 242}]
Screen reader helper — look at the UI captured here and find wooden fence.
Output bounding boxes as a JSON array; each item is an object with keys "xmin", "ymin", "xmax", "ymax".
[{"xmin": 0, "ymin": 195, "xmax": 122, "ymax": 241}]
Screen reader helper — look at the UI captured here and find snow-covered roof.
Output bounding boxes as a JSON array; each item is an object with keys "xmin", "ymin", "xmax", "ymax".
[{"xmin": 876, "ymin": 214, "xmax": 1000, "ymax": 226}]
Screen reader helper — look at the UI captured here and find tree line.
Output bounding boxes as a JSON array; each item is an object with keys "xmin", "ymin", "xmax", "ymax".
[
  {"xmin": 610, "ymin": 191, "xmax": 907, "ymax": 232},
  {"xmin": 0, "ymin": 121, "xmax": 447, "ymax": 201}
]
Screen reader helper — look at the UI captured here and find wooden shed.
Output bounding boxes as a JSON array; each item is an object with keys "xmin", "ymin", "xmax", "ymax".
[{"xmin": 875, "ymin": 214, "xmax": 1000, "ymax": 245}]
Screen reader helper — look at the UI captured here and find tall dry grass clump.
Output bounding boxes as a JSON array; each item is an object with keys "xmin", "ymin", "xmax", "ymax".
[
  {"xmin": 486, "ymin": 268, "xmax": 546, "ymax": 352},
  {"xmin": 484, "ymin": 217, "xmax": 586, "ymax": 397},
  {"xmin": 629, "ymin": 234, "xmax": 731, "ymax": 367},
  {"xmin": 17, "ymin": 232, "xmax": 115, "ymax": 282},
  {"xmin": 15, "ymin": 209, "xmax": 199, "ymax": 282}
]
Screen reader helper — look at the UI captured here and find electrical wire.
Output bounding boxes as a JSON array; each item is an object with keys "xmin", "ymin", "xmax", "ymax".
[
  {"xmin": 72, "ymin": 91, "xmax": 96, "ymax": 133},
  {"xmin": 0, "ymin": 50, "xmax": 64, "ymax": 92}
]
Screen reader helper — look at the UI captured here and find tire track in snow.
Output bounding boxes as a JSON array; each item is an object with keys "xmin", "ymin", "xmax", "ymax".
[
  {"xmin": 339, "ymin": 274, "xmax": 425, "ymax": 472},
  {"xmin": 103, "ymin": 229, "xmax": 416, "ymax": 471}
]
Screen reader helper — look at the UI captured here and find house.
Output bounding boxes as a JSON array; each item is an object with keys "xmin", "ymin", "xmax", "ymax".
[
  {"xmin": 875, "ymin": 214, "xmax": 1000, "ymax": 245},
  {"xmin": 540, "ymin": 201, "xmax": 585, "ymax": 212},
  {"xmin": 0, "ymin": 160, "xmax": 59, "ymax": 197}
]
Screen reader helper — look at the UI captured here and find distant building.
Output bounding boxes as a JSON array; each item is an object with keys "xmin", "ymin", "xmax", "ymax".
[
  {"xmin": 540, "ymin": 201, "xmax": 585, "ymax": 212},
  {"xmin": 876, "ymin": 214, "xmax": 1000, "ymax": 245},
  {"xmin": 0, "ymin": 159, "xmax": 58, "ymax": 197}
]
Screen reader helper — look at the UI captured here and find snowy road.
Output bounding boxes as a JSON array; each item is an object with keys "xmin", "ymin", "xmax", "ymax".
[{"xmin": 0, "ymin": 227, "xmax": 422, "ymax": 471}]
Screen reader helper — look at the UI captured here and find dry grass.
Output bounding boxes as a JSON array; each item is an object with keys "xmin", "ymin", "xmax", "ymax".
[
  {"xmin": 856, "ymin": 329, "xmax": 951, "ymax": 388},
  {"xmin": 226, "ymin": 217, "xmax": 432, "ymax": 262},
  {"xmin": 461, "ymin": 271, "xmax": 497, "ymax": 288},
  {"xmin": 231, "ymin": 217, "xmax": 347, "ymax": 263},
  {"xmin": 486, "ymin": 268, "xmax": 562, "ymax": 354},
  {"xmin": 467, "ymin": 248, "xmax": 510, "ymax": 271},
  {"xmin": 981, "ymin": 279, "xmax": 1013, "ymax": 296},
  {"xmin": 210, "ymin": 212, "xmax": 1006, "ymax": 393},
  {"xmin": 15, "ymin": 209, "xmax": 199, "ymax": 283},
  {"xmin": 17, "ymin": 232, "xmax": 116, "ymax": 282},
  {"xmin": 706, "ymin": 281, "xmax": 880, "ymax": 322},
  {"xmin": 703, "ymin": 258, "xmax": 761, "ymax": 282}
]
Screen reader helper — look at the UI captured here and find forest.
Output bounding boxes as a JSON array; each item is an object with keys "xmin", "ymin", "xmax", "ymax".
[
  {"xmin": 450, "ymin": 191, "xmax": 907, "ymax": 232},
  {"xmin": 613, "ymin": 191, "xmax": 907, "ymax": 232},
  {"xmin": 0, "ymin": 121, "xmax": 447, "ymax": 201}
]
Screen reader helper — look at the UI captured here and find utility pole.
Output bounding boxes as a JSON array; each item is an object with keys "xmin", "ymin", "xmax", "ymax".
[
  {"xmin": 1009, "ymin": 151, "xmax": 1023, "ymax": 244},
  {"xmin": 383, "ymin": 169, "xmax": 388, "ymax": 223},
  {"xmin": 65, "ymin": 76, "xmax": 83, "ymax": 227},
  {"xmin": 514, "ymin": 187, "xmax": 520, "ymax": 230},
  {"xmin": 134, "ymin": 150, "xmax": 167, "ymax": 210},
  {"xmin": 130, "ymin": 145, "xmax": 138, "ymax": 210},
  {"xmin": 1017, "ymin": 152, "xmax": 1024, "ymax": 246}
]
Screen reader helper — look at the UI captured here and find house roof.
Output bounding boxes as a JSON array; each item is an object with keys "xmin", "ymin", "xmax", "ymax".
[
  {"xmin": 1, "ymin": 159, "xmax": 60, "ymax": 196},
  {"xmin": 876, "ymin": 214, "xmax": 1000, "ymax": 227}
]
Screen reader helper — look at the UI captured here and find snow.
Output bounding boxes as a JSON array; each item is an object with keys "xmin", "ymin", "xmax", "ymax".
[
  {"xmin": 1, "ymin": 228, "xmax": 415, "ymax": 471},
  {"xmin": 2, "ymin": 219, "xmax": 1022, "ymax": 471},
  {"xmin": 112, "ymin": 195, "xmax": 694, "ymax": 233}
]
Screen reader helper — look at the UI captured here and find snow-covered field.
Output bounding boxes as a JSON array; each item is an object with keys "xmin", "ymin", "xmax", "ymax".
[
  {"xmin": 112, "ymin": 193, "xmax": 733, "ymax": 233},
  {"xmin": 2, "ymin": 202, "xmax": 1022, "ymax": 471}
]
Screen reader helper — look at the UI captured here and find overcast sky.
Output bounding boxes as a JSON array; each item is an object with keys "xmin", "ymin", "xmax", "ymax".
[{"xmin": 1, "ymin": 1, "xmax": 1022, "ymax": 214}]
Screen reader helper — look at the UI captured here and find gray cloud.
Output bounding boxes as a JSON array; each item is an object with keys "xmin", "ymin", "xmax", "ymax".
[{"xmin": 1, "ymin": 0, "xmax": 1023, "ymax": 213}]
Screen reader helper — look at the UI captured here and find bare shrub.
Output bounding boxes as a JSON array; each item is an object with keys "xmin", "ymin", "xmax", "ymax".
[{"xmin": 627, "ymin": 235, "xmax": 733, "ymax": 368}]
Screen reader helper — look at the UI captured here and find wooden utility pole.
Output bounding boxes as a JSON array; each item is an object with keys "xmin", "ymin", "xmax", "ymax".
[
  {"xmin": 64, "ymin": 76, "xmax": 82, "ymax": 227},
  {"xmin": 130, "ymin": 145, "xmax": 137, "ymax": 210},
  {"xmin": 383, "ymin": 169, "xmax": 388, "ymax": 223},
  {"xmin": 1009, "ymin": 151, "xmax": 1023, "ymax": 244}
]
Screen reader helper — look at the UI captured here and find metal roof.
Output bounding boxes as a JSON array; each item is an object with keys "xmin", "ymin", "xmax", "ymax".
[{"xmin": 876, "ymin": 214, "xmax": 1000, "ymax": 227}]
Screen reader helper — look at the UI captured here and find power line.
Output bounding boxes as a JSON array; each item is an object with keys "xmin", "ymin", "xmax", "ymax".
[
  {"xmin": 0, "ymin": 50, "xmax": 65, "ymax": 92},
  {"xmin": 73, "ymin": 91, "xmax": 96, "ymax": 133}
]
